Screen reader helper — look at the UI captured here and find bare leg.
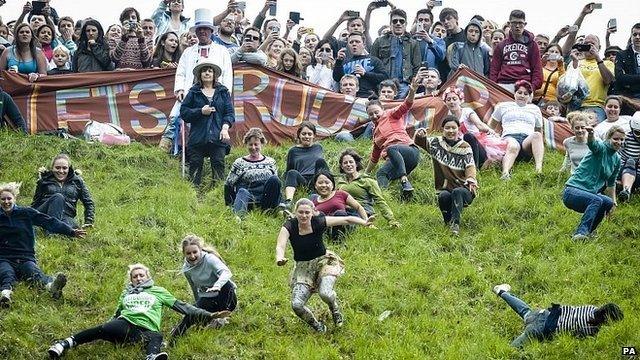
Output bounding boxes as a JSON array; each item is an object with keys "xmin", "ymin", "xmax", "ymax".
[
  {"xmin": 621, "ymin": 173, "xmax": 636, "ymax": 191},
  {"xmin": 501, "ymin": 138, "xmax": 520, "ymax": 177},
  {"xmin": 522, "ymin": 132, "xmax": 544, "ymax": 172}
]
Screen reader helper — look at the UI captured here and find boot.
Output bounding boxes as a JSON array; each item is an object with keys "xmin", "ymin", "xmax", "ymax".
[{"xmin": 47, "ymin": 273, "xmax": 67, "ymax": 300}]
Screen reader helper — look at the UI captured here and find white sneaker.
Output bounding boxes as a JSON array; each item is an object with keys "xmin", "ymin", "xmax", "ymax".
[
  {"xmin": 47, "ymin": 340, "xmax": 69, "ymax": 358},
  {"xmin": 493, "ymin": 283, "xmax": 511, "ymax": 296},
  {"xmin": 0, "ymin": 289, "xmax": 12, "ymax": 308},
  {"xmin": 146, "ymin": 352, "xmax": 168, "ymax": 360}
]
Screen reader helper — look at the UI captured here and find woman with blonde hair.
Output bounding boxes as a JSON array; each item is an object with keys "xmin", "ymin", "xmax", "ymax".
[
  {"xmin": 170, "ymin": 234, "xmax": 237, "ymax": 342},
  {"xmin": 277, "ymin": 48, "xmax": 304, "ymax": 78},
  {"xmin": 0, "ymin": 182, "xmax": 84, "ymax": 308},
  {"xmin": 48, "ymin": 263, "xmax": 226, "ymax": 359},
  {"xmin": 225, "ymin": 127, "xmax": 281, "ymax": 216},
  {"xmin": 559, "ymin": 112, "xmax": 590, "ymax": 173},
  {"xmin": 275, "ymin": 199, "xmax": 374, "ymax": 332},
  {"xmin": 562, "ymin": 125, "xmax": 624, "ymax": 240}
]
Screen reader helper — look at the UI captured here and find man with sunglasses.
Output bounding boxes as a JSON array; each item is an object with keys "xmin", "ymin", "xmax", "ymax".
[
  {"xmin": 231, "ymin": 27, "xmax": 267, "ymax": 66},
  {"xmin": 490, "ymin": 10, "xmax": 542, "ymax": 93},
  {"xmin": 333, "ymin": 32, "xmax": 387, "ymax": 98},
  {"xmin": 617, "ymin": 116, "xmax": 640, "ymax": 202},
  {"xmin": 371, "ymin": 8, "xmax": 421, "ymax": 98},
  {"xmin": 613, "ymin": 23, "xmax": 640, "ymax": 99}
]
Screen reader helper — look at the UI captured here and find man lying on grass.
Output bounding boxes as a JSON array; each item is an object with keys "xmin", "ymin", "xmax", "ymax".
[{"xmin": 493, "ymin": 283, "xmax": 623, "ymax": 347}]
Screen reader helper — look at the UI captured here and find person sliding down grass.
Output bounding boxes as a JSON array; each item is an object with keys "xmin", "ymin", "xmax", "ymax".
[
  {"xmin": 365, "ymin": 75, "xmax": 422, "ymax": 199},
  {"xmin": 48, "ymin": 264, "xmax": 229, "ymax": 360},
  {"xmin": 561, "ymin": 125, "xmax": 624, "ymax": 241},
  {"xmin": 0, "ymin": 182, "xmax": 86, "ymax": 308},
  {"xmin": 492, "ymin": 283, "xmax": 623, "ymax": 348},
  {"xmin": 275, "ymin": 199, "xmax": 375, "ymax": 333},
  {"xmin": 414, "ymin": 115, "xmax": 478, "ymax": 236},
  {"xmin": 169, "ymin": 234, "xmax": 237, "ymax": 343}
]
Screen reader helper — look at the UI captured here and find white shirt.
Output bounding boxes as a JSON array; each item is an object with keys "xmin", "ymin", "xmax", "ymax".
[
  {"xmin": 491, "ymin": 102, "xmax": 542, "ymax": 136},
  {"xmin": 594, "ymin": 116, "xmax": 631, "ymax": 140},
  {"xmin": 174, "ymin": 42, "xmax": 233, "ymax": 94}
]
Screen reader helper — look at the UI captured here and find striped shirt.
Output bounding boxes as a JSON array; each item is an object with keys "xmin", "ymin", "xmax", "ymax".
[
  {"xmin": 618, "ymin": 131, "xmax": 640, "ymax": 166},
  {"xmin": 556, "ymin": 305, "xmax": 599, "ymax": 337}
]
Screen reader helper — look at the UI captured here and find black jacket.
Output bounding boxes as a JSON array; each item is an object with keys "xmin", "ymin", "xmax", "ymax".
[
  {"xmin": 72, "ymin": 42, "xmax": 113, "ymax": 73},
  {"xmin": 0, "ymin": 88, "xmax": 26, "ymax": 133},
  {"xmin": 180, "ymin": 83, "xmax": 234, "ymax": 147},
  {"xmin": 614, "ymin": 44, "xmax": 640, "ymax": 96},
  {"xmin": 32, "ymin": 166, "xmax": 95, "ymax": 225}
]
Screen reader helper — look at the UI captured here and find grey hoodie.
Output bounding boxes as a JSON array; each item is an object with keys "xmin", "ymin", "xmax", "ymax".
[
  {"xmin": 182, "ymin": 252, "xmax": 235, "ymax": 301},
  {"xmin": 449, "ymin": 19, "xmax": 490, "ymax": 77}
]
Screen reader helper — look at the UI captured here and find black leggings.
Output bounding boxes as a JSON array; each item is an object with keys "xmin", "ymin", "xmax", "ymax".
[
  {"xmin": 187, "ymin": 142, "xmax": 228, "ymax": 185},
  {"xmin": 284, "ymin": 159, "xmax": 329, "ymax": 189},
  {"xmin": 73, "ymin": 318, "xmax": 162, "ymax": 356},
  {"xmin": 171, "ymin": 282, "xmax": 237, "ymax": 339},
  {"xmin": 463, "ymin": 133, "xmax": 487, "ymax": 169}
]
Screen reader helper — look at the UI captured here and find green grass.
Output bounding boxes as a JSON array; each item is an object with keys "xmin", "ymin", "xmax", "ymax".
[{"xmin": 0, "ymin": 130, "xmax": 638, "ymax": 360}]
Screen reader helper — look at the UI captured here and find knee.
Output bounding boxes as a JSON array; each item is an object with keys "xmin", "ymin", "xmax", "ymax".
[
  {"xmin": 266, "ymin": 175, "xmax": 281, "ymax": 187},
  {"xmin": 318, "ymin": 288, "xmax": 335, "ymax": 303},
  {"xmin": 291, "ymin": 298, "xmax": 305, "ymax": 313},
  {"xmin": 532, "ymin": 132, "xmax": 543, "ymax": 141},
  {"xmin": 334, "ymin": 131, "xmax": 354, "ymax": 142},
  {"xmin": 506, "ymin": 142, "xmax": 520, "ymax": 154}
]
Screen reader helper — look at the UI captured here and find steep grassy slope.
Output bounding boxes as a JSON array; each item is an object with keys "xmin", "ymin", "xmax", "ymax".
[{"xmin": 0, "ymin": 131, "xmax": 638, "ymax": 359}]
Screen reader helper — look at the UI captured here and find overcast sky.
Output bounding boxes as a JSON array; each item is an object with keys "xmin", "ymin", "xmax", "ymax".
[{"xmin": 1, "ymin": 0, "xmax": 638, "ymax": 49}]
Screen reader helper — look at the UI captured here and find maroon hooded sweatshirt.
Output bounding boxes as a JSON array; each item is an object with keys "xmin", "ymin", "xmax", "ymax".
[{"xmin": 490, "ymin": 29, "xmax": 543, "ymax": 90}]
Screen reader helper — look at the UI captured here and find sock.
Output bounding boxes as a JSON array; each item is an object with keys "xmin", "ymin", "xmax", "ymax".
[{"xmin": 64, "ymin": 337, "xmax": 75, "ymax": 348}]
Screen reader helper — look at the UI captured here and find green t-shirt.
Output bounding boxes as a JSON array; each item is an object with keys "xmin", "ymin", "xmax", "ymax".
[{"xmin": 116, "ymin": 286, "xmax": 177, "ymax": 332}]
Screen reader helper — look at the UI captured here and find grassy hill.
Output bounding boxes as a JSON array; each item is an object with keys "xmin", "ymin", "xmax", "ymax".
[{"xmin": 0, "ymin": 130, "xmax": 638, "ymax": 360}]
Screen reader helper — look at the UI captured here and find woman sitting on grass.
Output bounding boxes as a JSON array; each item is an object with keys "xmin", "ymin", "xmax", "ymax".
[
  {"xmin": 561, "ymin": 125, "xmax": 624, "ymax": 241},
  {"xmin": 336, "ymin": 149, "xmax": 400, "ymax": 228},
  {"xmin": 279, "ymin": 121, "xmax": 329, "ymax": 211},
  {"xmin": 170, "ymin": 234, "xmax": 237, "ymax": 342},
  {"xmin": 0, "ymin": 182, "xmax": 85, "ymax": 308},
  {"xmin": 275, "ymin": 199, "xmax": 374, "ymax": 333},
  {"xmin": 48, "ymin": 263, "xmax": 229, "ymax": 360},
  {"xmin": 32, "ymin": 154, "xmax": 95, "ymax": 229},
  {"xmin": 415, "ymin": 115, "xmax": 478, "ymax": 236},
  {"xmin": 489, "ymin": 80, "xmax": 544, "ymax": 180},
  {"xmin": 311, "ymin": 170, "xmax": 369, "ymax": 240},
  {"xmin": 365, "ymin": 75, "xmax": 422, "ymax": 198},
  {"xmin": 224, "ymin": 128, "xmax": 281, "ymax": 217}
]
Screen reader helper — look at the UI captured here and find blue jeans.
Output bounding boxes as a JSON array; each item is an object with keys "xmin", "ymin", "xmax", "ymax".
[
  {"xmin": 230, "ymin": 176, "xmax": 282, "ymax": 215},
  {"xmin": 562, "ymin": 186, "xmax": 614, "ymax": 236},
  {"xmin": 499, "ymin": 292, "xmax": 549, "ymax": 347},
  {"xmin": 437, "ymin": 187, "xmax": 474, "ymax": 225},
  {"xmin": 36, "ymin": 193, "xmax": 77, "ymax": 228},
  {"xmin": 334, "ymin": 122, "xmax": 374, "ymax": 142},
  {"xmin": 376, "ymin": 144, "xmax": 420, "ymax": 188},
  {"xmin": 0, "ymin": 259, "xmax": 52, "ymax": 291},
  {"xmin": 579, "ymin": 105, "xmax": 606, "ymax": 123}
]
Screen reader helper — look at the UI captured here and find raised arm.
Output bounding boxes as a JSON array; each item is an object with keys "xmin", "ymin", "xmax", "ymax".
[
  {"xmin": 325, "ymin": 214, "xmax": 375, "ymax": 227},
  {"xmin": 275, "ymin": 226, "xmax": 290, "ymax": 265},
  {"xmin": 322, "ymin": 11, "xmax": 351, "ymax": 41},
  {"xmin": 561, "ymin": 3, "xmax": 595, "ymax": 57}
]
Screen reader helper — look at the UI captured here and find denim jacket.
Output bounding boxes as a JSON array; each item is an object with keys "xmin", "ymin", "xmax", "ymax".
[{"xmin": 370, "ymin": 32, "xmax": 422, "ymax": 83}]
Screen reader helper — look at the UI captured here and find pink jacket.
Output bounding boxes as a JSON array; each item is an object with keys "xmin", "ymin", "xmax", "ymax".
[{"xmin": 370, "ymin": 98, "xmax": 414, "ymax": 164}]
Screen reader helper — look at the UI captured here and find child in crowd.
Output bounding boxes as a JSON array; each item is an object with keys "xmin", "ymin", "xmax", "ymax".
[{"xmin": 544, "ymin": 100, "xmax": 566, "ymax": 122}]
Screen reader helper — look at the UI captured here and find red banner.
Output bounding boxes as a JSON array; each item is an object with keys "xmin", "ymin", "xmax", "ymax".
[{"xmin": 1, "ymin": 65, "xmax": 572, "ymax": 149}]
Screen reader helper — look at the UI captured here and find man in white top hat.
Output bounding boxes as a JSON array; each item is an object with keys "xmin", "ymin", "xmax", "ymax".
[
  {"xmin": 159, "ymin": 8, "xmax": 233, "ymax": 152},
  {"xmin": 175, "ymin": 8, "xmax": 233, "ymax": 97}
]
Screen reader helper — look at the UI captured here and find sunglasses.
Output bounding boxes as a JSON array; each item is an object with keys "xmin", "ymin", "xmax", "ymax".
[
  {"xmin": 319, "ymin": 47, "xmax": 332, "ymax": 52},
  {"xmin": 244, "ymin": 35, "xmax": 260, "ymax": 41},
  {"xmin": 392, "ymin": 19, "xmax": 406, "ymax": 25}
]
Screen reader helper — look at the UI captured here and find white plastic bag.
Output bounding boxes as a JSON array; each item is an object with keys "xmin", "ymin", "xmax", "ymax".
[
  {"xmin": 556, "ymin": 65, "xmax": 590, "ymax": 105},
  {"xmin": 83, "ymin": 121, "xmax": 130, "ymax": 145}
]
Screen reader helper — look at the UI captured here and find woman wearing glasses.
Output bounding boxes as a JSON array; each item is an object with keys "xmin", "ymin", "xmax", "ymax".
[{"xmin": 306, "ymin": 39, "xmax": 336, "ymax": 90}]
